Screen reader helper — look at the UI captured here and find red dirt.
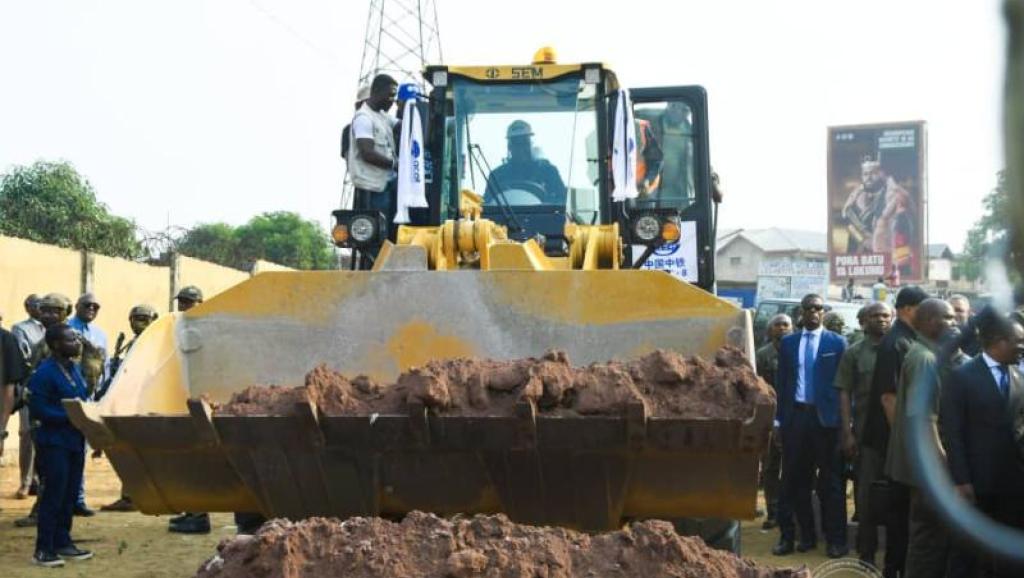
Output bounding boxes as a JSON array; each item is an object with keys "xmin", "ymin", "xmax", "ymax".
[
  {"xmin": 194, "ymin": 512, "xmax": 808, "ymax": 578},
  {"xmin": 215, "ymin": 347, "xmax": 774, "ymax": 420}
]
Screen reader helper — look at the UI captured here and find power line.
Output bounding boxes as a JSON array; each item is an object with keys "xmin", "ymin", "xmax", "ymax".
[{"xmin": 244, "ymin": 0, "xmax": 346, "ymax": 68}]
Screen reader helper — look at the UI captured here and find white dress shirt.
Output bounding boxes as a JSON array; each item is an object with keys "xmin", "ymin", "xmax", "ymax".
[{"xmin": 795, "ymin": 326, "xmax": 823, "ymax": 403}]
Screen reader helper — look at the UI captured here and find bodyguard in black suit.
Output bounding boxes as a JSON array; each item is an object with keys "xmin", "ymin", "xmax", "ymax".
[
  {"xmin": 942, "ymin": 312, "xmax": 1024, "ymax": 578},
  {"xmin": 772, "ymin": 294, "xmax": 849, "ymax": 559}
]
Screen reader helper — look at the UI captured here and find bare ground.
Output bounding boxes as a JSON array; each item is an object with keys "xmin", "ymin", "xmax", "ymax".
[{"xmin": 0, "ymin": 423, "xmax": 850, "ymax": 578}]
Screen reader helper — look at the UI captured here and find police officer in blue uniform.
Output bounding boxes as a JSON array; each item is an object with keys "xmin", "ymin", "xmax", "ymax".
[{"xmin": 28, "ymin": 323, "xmax": 93, "ymax": 567}]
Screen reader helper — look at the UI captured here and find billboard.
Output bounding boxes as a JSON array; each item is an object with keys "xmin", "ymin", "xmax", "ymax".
[{"xmin": 827, "ymin": 122, "xmax": 927, "ymax": 281}]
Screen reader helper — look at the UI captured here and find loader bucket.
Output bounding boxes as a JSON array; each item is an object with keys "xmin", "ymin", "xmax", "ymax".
[{"xmin": 67, "ymin": 270, "xmax": 772, "ymax": 531}]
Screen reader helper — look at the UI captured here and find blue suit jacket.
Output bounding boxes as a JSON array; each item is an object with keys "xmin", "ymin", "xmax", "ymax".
[{"xmin": 775, "ymin": 329, "xmax": 847, "ymax": 429}]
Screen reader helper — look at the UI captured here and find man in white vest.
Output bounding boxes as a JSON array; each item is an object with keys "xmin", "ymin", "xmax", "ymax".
[{"xmin": 351, "ymin": 74, "xmax": 399, "ymax": 222}]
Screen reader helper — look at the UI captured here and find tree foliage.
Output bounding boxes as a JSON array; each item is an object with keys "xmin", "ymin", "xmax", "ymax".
[
  {"xmin": 176, "ymin": 223, "xmax": 238, "ymax": 268},
  {"xmin": 957, "ymin": 171, "xmax": 1014, "ymax": 282},
  {"xmin": 177, "ymin": 212, "xmax": 333, "ymax": 271},
  {"xmin": 0, "ymin": 160, "xmax": 142, "ymax": 258}
]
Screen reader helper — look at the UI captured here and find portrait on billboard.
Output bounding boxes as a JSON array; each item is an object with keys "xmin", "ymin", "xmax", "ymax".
[{"xmin": 827, "ymin": 122, "xmax": 926, "ymax": 281}]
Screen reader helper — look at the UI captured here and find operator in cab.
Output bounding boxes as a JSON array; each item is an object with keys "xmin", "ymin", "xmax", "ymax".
[{"xmin": 485, "ymin": 120, "xmax": 567, "ymax": 205}]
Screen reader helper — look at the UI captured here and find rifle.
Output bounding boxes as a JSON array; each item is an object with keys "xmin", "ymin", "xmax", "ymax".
[{"xmin": 94, "ymin": 332, "xmax": 126, "ymax": 401}]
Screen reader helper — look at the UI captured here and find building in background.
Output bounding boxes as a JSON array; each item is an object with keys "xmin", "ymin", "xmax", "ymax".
[{"xmin": 716, "ymin": 228, "xmax": 827, "ymax": 307}]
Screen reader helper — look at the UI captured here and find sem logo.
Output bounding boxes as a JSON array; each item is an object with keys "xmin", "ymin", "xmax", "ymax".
[
  {"xmin": 485, "ymin": 67, "xmax": 499, "ymax": 79},
  {"xmin": 654, "ymin": 242, "xmax": 679, "ymax": 256},
  {"xmin": 411, "ymin": 141, "xmax": 421, "ymax": 158}
]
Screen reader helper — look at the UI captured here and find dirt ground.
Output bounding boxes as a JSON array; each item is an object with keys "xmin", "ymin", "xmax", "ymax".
[{"xmin": 0, "ymin": 425, "xmax": 857, "ymax": 578}]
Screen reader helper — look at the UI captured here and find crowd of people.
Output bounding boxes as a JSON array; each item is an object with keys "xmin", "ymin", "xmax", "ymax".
[
  {"xmin": 757, "ymin": 287, "xmax": 1024, "ymax": 577},
  {"xmin": 3, "ymin": 276, "xmax": 1022, "ymax": 573},
  {"xmin": 0, "ymin": 287, "xmax": 204, "ymax": 567}
]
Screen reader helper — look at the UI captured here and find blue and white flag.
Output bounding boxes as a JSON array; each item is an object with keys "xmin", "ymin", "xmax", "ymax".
[
  {"xmin": 611, "ymin": 89, "xmax": 639, "ymax": 201},
  {"xmin": 394, "ymin": 98, "xmax": 428, "ymax": 224}
]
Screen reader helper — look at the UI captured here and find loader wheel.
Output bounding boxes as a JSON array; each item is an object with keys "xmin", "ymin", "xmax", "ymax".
[{"xmin": 670, "ymin": 517, "xmax": 741, "ymax": 555}]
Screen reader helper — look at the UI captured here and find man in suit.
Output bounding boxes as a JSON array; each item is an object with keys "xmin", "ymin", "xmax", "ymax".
[
  {"xmin": 772, "ymin": 293, "xmax": 849, "ymax": 559},
  {"xmin": 942, "ymin": 311, "xmax": 1024, "ymax": 577}
]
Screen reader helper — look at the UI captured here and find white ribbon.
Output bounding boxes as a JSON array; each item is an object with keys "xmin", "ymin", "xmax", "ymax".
[
  {"xmin": 611, "ymin": 89, "xmax": 639, "ymax": 202},
  {"xmin": 394, "ymin": 98, "xmax": 428, "ymax": 224}
]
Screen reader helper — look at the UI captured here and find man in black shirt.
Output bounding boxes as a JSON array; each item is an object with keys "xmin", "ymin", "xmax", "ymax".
[
  {"xmin": 0, "ymin": 325, "xmax": 29, "ymax": 458},
  {"xmin": 861, "ymin": 285, "xmax": 928, "ymax": 578}
]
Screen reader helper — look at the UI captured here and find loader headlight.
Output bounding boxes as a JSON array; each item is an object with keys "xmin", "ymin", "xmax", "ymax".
[
  {"xmin": 349, "ymin": 216, "xmax": 376, "ymax": 243},
  {"xmin": 633, "ymin": 216, "xmax": 660, "ymax": 243},
  {"xmin": 331, "ymin": 209, "xmax": 387, "ymax": 248},
  {"xmin": 625, "ymin": 209, "xmax": 683, "ymax": 246}
]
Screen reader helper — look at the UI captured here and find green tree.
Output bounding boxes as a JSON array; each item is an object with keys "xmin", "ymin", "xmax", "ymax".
[
  {"xmin": 235, "ymin": 212, "xmax": 333, "ymax": 270},
  {"xmin": 176, "ymin": 222, "xmax": 240, "ymax": 268},
  {"xmin": 0, "ymin": 160, "xmax": 142, "ymax": 258},
  {"xmin": 176, "ymin": 212, "xmax": 333, "ymax": 270},
  {"xmin": 957, "ymin": 171, "xmax": 1014, "ymax": 282}
]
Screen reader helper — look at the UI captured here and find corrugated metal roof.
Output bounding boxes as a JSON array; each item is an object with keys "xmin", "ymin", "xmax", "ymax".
[{"xmin": 717, "ymin": 228, "xmax": 826, "ymax": 254}]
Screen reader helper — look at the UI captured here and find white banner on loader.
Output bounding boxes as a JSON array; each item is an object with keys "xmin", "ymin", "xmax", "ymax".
[
  {"xmin": 394, "ymin": 99, "xmax": 428, "ymax": 223},
  {"xmin": 611, "ymin": 89, "xmax": 639, "ymax": 202}
]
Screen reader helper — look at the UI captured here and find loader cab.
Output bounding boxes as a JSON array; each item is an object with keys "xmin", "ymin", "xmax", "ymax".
[{"xmin": 423, "ymin": 63, "xmax": 717, "ymax": 290}]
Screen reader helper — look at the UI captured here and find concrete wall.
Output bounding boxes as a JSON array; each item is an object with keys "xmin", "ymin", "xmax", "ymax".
[
  {"xmin": 174, "ymin": 256, "xmax": 249, "ymax": 311},
  {"xmin": 90, "ymin": 253, "xmax": 171, "ymax": 343},
  {"xmin": 0, "ymin": 236, "xmax": 82, "ymax": 326},
  {"xmin": 0, "ymin": 235, "xmax": 278, "ymax": 330}
]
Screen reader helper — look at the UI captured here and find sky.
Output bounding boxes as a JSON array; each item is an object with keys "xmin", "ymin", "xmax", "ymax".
[{"xmin": 0, "ymin": 0, "xmax": 1007, "ymax": 252}]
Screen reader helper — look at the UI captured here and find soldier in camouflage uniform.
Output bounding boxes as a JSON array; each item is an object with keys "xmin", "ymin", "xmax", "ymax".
[
  {"xmin": 757, "ymin": 313, "xmax": 793, "ymax": 529},
  {"xmin": 99, "ymin": 305, "xmax": 158, "ymax": 512},
  {"xmin": 835, "ymin": 302, "xmax": 891, "ymax": 567},
  {"xmin": 168, "ymin": 286, "xmax": 213, "ymax": 533}
]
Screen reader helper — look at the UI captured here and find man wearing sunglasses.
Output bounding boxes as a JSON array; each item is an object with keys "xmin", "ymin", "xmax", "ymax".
[
  {"xmin": 67, "ymin": 294, "xmax": 107, "ymax": 384},
  {"xmin": 65, "ymin": 293, "xmax": 107, "ymax": 518},
  {"xmin": 773, "ymin": 293, "xmax": 849, "ymax": 559}
]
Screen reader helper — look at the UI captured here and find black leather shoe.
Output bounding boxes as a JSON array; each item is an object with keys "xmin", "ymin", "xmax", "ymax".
[
  {"xmin": 826, "ymin": 544, "xmax": 849, "ymax": 559},
  {"xmin": 772, "ymin": 540, "xmax": 795, "ymax": 556},
  {"xmin": 170, "ymin": 512, "xmax": 189, "ymax": 524},
  {"xmin": 169, "ymin": 512, "xmax": 211, "ymax": 534},
  {"xmin": 761, "ymin": 518, "xmax": 778, "ymax": 530},
  {"xmin": 796, "ymin": 541, "xmax": 817, "ymax": 552},
  {"xmin": 56, "ymin": 545, "xmax": 94, "ymax": 561},
  {"xmin": 73, "ymin": 504, "xmax": 96, "ymax": 517}
]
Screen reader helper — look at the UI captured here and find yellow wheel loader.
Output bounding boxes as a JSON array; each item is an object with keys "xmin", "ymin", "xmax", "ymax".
[{"xmin": 67, "ymin": 50, "xmax": 771, "ymax": 553}]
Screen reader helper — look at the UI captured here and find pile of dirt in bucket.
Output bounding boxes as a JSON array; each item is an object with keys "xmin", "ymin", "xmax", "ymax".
[
  {"xmin": 215, "ymin": 347, "xmax": 773, "ymax": 420},
  {"xmin": 195, "ymin": 512, "xmax": 807, "ymax": 578}
]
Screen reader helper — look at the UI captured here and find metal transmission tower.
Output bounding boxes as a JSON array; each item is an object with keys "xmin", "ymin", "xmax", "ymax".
[{"xmin": 357, "ymin": 0, "xmax": 443, "ymax": 90}]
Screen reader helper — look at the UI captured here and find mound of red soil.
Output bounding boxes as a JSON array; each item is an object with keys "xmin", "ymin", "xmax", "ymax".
[
  {"xmin": 215, "ymin": 347, "xmax": 773, "ymax": 420},
  {"xmin": 195, "ymin": 512, "xmax": 807, "ymax": 578}
]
